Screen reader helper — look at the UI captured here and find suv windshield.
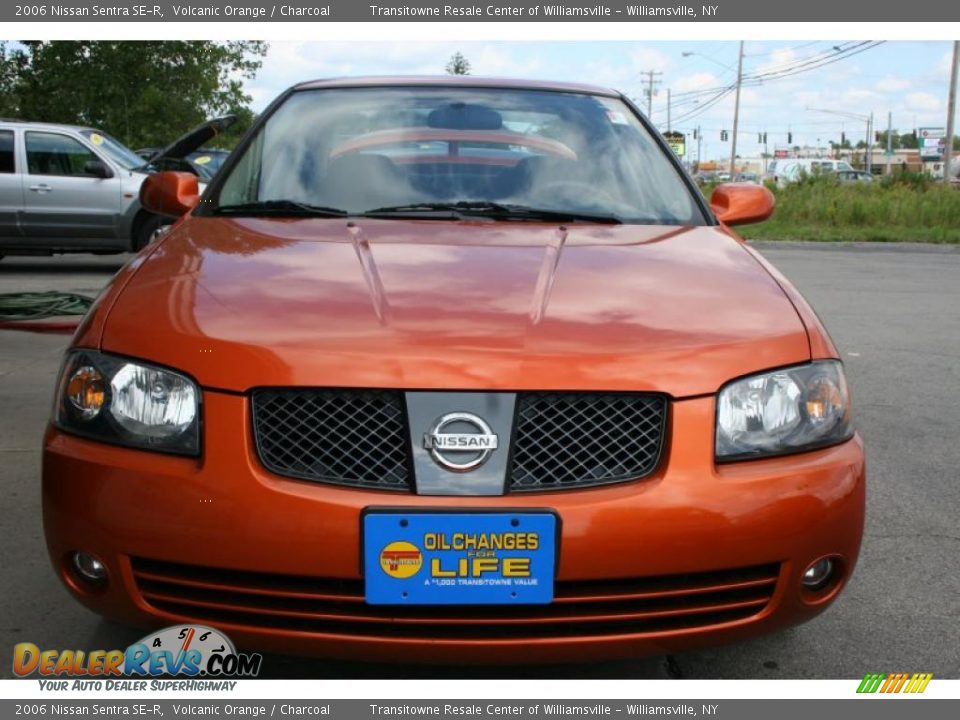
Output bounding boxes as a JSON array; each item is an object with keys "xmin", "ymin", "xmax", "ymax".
[
  {"xmin": 80, "ymin": 129, "xmax": 146, "ymax": 171},
  {"xmin": 213, "ymin": 86, "xmax": 704, "ymax": 224}
]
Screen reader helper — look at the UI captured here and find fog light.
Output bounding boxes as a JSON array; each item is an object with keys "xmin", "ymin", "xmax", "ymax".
[
  {"xmin": 802, "ymin": 558, "xmax": 834, "ymax": 590},
  {"xmin": 72, "ymin": 552, "xmax": 107, "ymax": 585}
]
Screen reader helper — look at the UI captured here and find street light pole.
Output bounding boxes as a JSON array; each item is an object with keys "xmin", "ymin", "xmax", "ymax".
[
  {"xmin": 807, "ymin": 107, "xmax": 874, "ymax": 171},
  {"xmin": 944, "ymin": 40, "xmax": 959, "ymax": 184},
  {"xmin": 729, "ymin": 40, "xmax": 744, "ymax": 175},
  {"xmin": 886, "ymin": 111, "xmax": 893, "ymax": 175}
]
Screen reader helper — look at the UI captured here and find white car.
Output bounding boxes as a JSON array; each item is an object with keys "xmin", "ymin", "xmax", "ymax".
[{"xmin": 771, "ymin": 158, "xmax": 856, "ymax": 187}]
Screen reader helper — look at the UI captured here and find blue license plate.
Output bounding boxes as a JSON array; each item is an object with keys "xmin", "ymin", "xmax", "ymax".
[{"xmin": 363, "ymin": 512, "xmax": 556, "ymax": 605}]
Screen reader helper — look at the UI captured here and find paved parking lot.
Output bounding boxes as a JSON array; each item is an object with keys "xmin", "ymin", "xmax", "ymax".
[{"xmin": 1, "ymin": 243, "xmax": 958, "ymax": 679}]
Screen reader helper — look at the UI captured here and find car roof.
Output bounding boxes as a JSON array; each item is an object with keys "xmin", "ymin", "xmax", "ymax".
[
  {"xmin": 0, "ymin": 119, "xmax": 97, "ymax": 133},
  {"xmin": 292, "ymin": 75, "xmax": 621, "ymax": 98}
]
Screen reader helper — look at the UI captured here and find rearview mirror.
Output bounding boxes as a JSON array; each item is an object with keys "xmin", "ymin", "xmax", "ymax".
[
  {"xmin": 83, "ymin": 159, "xmax": 113, "ymax": 179},
  {"xmin": 139, "ymin": 171, "xmax": 200, "ymax": 217},
  {"xmin": 709, "ymin": 183, "xmax": 775, "ymax": 226}
]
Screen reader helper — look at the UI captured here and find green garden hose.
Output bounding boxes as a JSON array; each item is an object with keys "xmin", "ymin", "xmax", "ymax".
[{"xmin": 0, "ymin": 292, "xmax": 94, "ymax": 321}]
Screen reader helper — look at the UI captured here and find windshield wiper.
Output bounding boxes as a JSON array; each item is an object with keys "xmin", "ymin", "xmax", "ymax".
[
  {"xmin": 211, "ymin": 200, "xmax": 348, "ymax": 217},
  {"xmin": 363, "ymin": 201, "xmax": 623, "ymax": 224}
]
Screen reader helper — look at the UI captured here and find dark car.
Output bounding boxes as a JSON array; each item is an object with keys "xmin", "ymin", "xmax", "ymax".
[
  {"xmin": 136, "ymin": 115, "xmax": 236, "ymax": 180},
  {"xmin": 135, "ymin": 147, "xmax": 231, "ymax": 180}
]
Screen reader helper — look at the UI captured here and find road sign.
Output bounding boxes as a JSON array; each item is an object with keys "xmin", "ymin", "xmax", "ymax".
[{"xmin": 664, "ymin": 131, "xmax": 686, "ymax": 157}]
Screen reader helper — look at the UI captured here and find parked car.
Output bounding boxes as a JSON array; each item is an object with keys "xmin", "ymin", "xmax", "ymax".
[
  {"xmin": 135, "ymin": 148, "xmax": 231, "ymax": 180},
  {"xmin": 0, "ymin": 116, "xmax": 232, "ymax": 258},
  {"xmin": 44, "ymin": 76, "xmax": 864, "ymax": 664},
  {"xmin": 715, "ymin": 171, "xmax": 732, "ymax": 181},
  {"xmin": 771, "ymin": 158, "xmax": 856, "ymax": 187},
  {"xmin": 734, "ymin": 172, "xmax": 761, "ymax": 184},
  {"xmin": 835, "ymin": 170, "xmax": 874, "ymax": 184}
]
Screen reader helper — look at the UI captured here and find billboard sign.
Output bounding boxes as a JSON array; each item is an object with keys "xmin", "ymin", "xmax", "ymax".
[{"xmin": 918, "ymin": 127, "xmax": 946, "ymax": 159}]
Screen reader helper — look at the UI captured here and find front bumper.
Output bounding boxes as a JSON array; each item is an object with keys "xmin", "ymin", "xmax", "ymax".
[{"xmin": 43, "ymin": 391, "xmax": 865, "ymax": 664}]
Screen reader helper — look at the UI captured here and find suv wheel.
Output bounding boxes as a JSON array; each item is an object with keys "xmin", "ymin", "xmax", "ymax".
[{"xmin": 132, "ymin": 213, "xmax": 164, "ymax": 251}]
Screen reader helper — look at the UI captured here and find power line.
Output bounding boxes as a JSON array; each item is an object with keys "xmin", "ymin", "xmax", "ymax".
[
  {"xmin": 661, "ymin": 42, "xmax": 886, "ymax": 125},
  {"xmin": 665, "ymin": 41, "xmax": 884, "ymax": 107}
]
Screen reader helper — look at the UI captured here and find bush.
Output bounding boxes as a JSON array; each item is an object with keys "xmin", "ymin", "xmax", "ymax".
[{"xmin": 700, "ymin": 174, "xmax": 960, "ymax": 243}]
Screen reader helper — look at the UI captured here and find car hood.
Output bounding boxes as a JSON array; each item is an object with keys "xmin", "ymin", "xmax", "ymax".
[
  {"xmin": 101, "ymin": 218, "xmax": 812, "ymax": 397},
  {"xmin": 142, "ymin": 115, "xmax": 236, "ymax": 166}
]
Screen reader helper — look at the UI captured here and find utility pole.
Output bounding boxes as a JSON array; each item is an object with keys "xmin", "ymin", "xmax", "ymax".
[
  {"xmin": 886, "ymin": 111, "xmax": 893, "ymax": 175},
  {"xmin": 642, "ymin": 69, "xmax": 663, "ymax": 117},
  {"xmin": 729, "ymin": 41, "xmax": 745, "ymax": 175},
  {"xmin": 866, "ymin": 111, "xmax": 874, "ymax": 174},
  {"xmin": 667, "ymin": 88, "xmax": 671, "ymax": 132},
  {"xmin": 944, "ymin": 40, "xmax": 958, "ymax": 184},
  {"xmin": 697, "ymin": 125, "xmax": 702, "ymax": 169}
]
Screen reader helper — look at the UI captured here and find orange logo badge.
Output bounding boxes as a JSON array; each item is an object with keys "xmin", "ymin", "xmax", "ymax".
[{"xmin": 379, "ymin": 541, "xmax": 423, "ymax": 579}]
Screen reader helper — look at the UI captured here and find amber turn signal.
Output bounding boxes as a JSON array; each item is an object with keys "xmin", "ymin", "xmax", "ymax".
[{"xmin": 66, "ymin": 366, "xmax": 105, "ymax": 420}]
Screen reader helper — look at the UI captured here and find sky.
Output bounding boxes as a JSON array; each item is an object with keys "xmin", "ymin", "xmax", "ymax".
[{"xmin": 245, "ymin": 40, "xmax": 957, "ymax": 162}]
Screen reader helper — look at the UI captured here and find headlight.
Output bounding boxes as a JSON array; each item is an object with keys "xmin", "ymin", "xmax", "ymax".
[
  {"xmin": 716, "ymin": 360, "xmax": 852, "ymax": 461},
  {"xmin": 55, "ymin": 350, "xmax": 200, "ymax": 456}
]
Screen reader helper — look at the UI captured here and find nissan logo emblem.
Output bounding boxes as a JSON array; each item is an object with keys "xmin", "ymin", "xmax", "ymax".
[{"xmin": 423, "ymin": 412, "xmax": 499, "ymax": 473}]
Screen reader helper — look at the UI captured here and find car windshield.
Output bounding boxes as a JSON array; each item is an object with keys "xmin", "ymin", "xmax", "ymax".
[
  {"xmin": 79, "ymin": 129, "xmax": 146, "ymax": 171},
  {"xmin": 213, "ymin": 86, "xmax": 704, "ymax": 224}
]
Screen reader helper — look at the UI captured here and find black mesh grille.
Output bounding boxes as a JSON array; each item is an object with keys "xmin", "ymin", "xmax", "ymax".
[
  {"xmin": 509, "ymin": 393, "xmax": 667, "ymax": 491},
  {"xmin": 251, "ymin": 389, "xmax": 411, "ymax": 490}
]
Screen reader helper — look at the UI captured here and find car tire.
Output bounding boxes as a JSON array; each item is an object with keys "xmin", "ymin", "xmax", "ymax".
[{"xmin": 132, "ymin": 212, "xmax": 164, "ymax": 252}]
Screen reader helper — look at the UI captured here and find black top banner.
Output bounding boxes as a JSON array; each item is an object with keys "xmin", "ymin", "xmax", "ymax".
[{"xmin": 5, "ymin": 0, "xmax": 959, "ymax": 22}]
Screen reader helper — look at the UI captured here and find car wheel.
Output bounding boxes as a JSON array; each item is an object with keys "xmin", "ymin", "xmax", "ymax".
[{"xmin": 132, "ymin": 212, "xmax": 164, "ymax": 252}]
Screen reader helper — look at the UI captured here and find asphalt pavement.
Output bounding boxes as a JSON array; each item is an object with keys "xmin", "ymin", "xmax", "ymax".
[{"xmin": 1, "ymin": 243, "xmax": 958, "ymax": 679}]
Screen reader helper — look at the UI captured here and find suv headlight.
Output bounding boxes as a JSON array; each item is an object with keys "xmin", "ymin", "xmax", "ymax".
[
  {"xmin": 716, "ymin": 360, "xmax": 852, "ymax": 461},
  {"xmin": 54, "ymin": 350, "xmax": 200, "ymax": 456}
]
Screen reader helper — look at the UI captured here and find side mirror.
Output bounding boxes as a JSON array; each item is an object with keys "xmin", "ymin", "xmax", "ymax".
[
  {"xmin": 83, "ymin": 159, "xmax": 113, "ymax": 179},
  {"xmin": 139, "ymin": 171, "xmax": 200, "ymax": 217},
  {"xmin": 709, "ymin": 183, "xmax": 775, "ymax": 226}
]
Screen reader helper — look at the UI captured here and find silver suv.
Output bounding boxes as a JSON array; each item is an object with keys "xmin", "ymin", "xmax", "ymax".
[
  {"xmin": 0, "ymin": 116, "xmax": 233, "ymax": 259},
  {"xmin": 0, "ymin": 120, "xmax": 164, "ymax": 257}
]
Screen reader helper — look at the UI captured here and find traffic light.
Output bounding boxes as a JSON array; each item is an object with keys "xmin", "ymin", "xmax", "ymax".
[
  {"xmin": 763, "ymin": 132, "xmax": 768, "ymax": 144},
  {"xmin": 758, "ymin": 133, "xmax": 763, "ymax": 143},
  {"xmin": 693, "ymin": 128, "xmax": 698, "ymax": 140},
  {"xmin": 841, "ymin": 131, "xmax": 846, "ymax": 144},
  {"xmin": 875, "ymin": 131, "xmax": 881, "ymax": 142},
  {"xmin": 721, "ymin": 130, "xmax": 728, "ymax": 141},
  {"xmin": 788, "ymin": 132, "xmax": 793, "ymax": 144}
]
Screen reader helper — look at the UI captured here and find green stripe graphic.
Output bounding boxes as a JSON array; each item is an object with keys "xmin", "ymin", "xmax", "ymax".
[{"xmin": 857, "ymin": 673, "xmax": 886, "ymax": 693}]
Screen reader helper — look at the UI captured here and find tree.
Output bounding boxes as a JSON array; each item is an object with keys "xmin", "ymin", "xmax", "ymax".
[
  {"xmin": 898, "ymin": 132, "xmax": 919, "ymax": 150},
  {"xmin": 445, "ymin": 52, "xmax": 471, "ymax": 76},
  {"xmin": 0, "ymin": 41, "xmax": 267, "ymax": 149}
]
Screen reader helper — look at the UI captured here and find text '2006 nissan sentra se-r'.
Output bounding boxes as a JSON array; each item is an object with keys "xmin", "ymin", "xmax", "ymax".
[{"xmin": 43, "ymin": 76, "xmax": 864, "ymax": 664}]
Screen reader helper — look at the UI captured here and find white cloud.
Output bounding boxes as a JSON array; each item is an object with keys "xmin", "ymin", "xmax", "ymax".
[
  {"xmin": 875, "ymin": 76, "xmax": 911, "ymax": 92},
  {"xmin": 905, "ymin": 92, "xmax": 942, "ymax": 113}
]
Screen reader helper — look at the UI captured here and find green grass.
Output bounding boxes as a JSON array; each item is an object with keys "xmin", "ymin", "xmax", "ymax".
[{"xmin": 700, "ymin": 174, "xmax": 960, "ymax": 243}]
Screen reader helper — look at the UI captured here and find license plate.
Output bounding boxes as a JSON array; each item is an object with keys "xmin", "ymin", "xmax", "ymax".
[{"xmin": 363, "ymin": 511, "xmax": 556, "ymax": 605}]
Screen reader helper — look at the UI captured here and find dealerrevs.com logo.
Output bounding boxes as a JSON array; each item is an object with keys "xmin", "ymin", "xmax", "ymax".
[{"xmin": 13, "ymin": 625, "xmax": 262, "ymax": 686}]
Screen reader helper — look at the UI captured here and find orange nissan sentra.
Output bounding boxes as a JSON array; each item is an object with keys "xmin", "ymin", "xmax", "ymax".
[{"xmin": 43, "ymin": 77, "xmax": 864, "ymax": 664}]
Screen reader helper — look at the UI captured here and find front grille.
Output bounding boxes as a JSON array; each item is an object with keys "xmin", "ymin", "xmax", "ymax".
[
  {"xmin": 509, "ymin": 393, "xmax": 667, "ymax": 490},
  {"xmin": 252, "ymin": 389, "xmax": 666, "ymax": 492},
  {"xmin": 251, "ymin": 389, "xmax": 411, "ymax": 490},
  {"xmin": 131, "ymin": 557, "xmax": 779, "ymax": 641}
]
